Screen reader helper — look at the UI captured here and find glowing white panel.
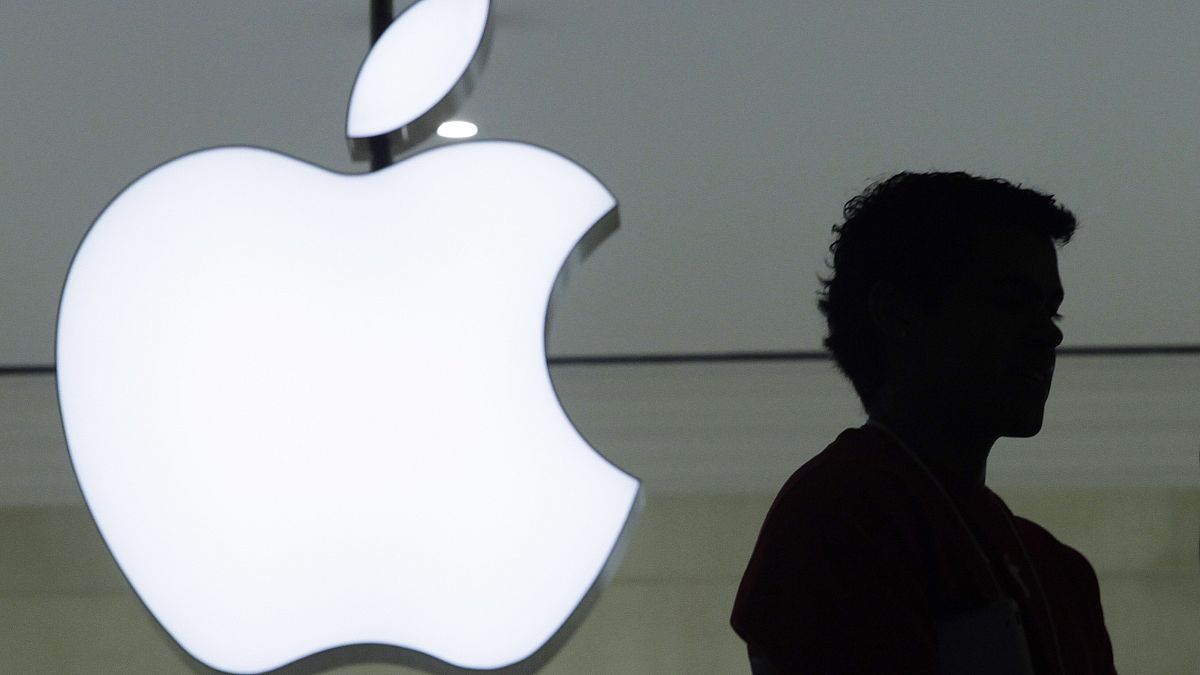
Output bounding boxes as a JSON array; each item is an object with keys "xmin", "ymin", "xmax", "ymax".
[
  {"xmin": 438, "ymin": 120, "xmax": 479, "ymax": 138},
  {"xmin": 56, "ymin": 141, "xmax": 640, "ymax": 673},
  {"xmin": 346, "ymin": 0, "xmax": 489, "ymax": 139}
]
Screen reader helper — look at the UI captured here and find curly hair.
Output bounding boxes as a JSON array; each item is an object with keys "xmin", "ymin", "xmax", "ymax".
[{"xmin": 815, "ymin": 171, "xmax": 1078, "ymax": 415}]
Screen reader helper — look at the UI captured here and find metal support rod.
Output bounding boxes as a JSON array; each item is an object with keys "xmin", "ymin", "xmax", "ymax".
[
  {"xmin": 370, "ymin": 0, "xmax": 394, "ymax": 43},
  {"xmin": 368, "ymin": 0, "xmax": 395, "ymax": 171}
]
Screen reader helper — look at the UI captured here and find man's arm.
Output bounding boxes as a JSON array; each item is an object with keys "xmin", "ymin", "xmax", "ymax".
[{"xmin": 733, "ymin": 500, "xmax": 939, "ymax": 672}]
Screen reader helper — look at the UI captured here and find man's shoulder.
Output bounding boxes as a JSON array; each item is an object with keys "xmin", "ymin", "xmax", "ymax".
[
  {"xmin": 1007, "ymin": 512, "xmax": 1098, "ymax": 574},
  {"xmin": 764, "ymin": 426, "xmax": 929, "ymax": 530},
  {"xmin": 987, "ymin": 492, "xmax": 1101, "ymax": 584},
  {"xmin": 775, "ymin": 427, "xmax": 922, "ymax": 500}
]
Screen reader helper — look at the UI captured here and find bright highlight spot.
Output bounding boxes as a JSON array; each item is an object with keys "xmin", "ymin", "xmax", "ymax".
[{"xmin": 438, "ymin": 120, "xmax": 479, "ymax": 139}]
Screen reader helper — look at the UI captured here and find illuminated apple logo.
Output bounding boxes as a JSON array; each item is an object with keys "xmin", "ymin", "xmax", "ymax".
[{"xmin": 54, "ymin": 0, "xmax": 641, "ymax": 673}]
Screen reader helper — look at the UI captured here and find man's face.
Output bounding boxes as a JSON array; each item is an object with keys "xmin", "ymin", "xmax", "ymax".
[{"xmin": 897, "ymin": 226, "xmax": 1065, "ymax": 439}]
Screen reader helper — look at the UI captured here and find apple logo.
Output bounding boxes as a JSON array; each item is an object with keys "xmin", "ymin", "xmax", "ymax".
[{"xmin": 54, "ymin": 0, "xmax": 642, "ymax": 673}]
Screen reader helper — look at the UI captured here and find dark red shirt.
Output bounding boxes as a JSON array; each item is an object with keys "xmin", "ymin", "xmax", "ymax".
[{"xmin": 731, "ymin": 425, "xmax": 1116, "ymax": 673}]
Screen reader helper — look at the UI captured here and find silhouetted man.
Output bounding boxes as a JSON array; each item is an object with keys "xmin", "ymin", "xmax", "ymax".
[{"xmin": 731, "ymin": 172, "xmax": 1116, "ymax": 673}]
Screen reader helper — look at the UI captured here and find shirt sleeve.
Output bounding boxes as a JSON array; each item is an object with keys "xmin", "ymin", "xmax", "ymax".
[
  {"xmin": 733, "ymin": 494, "xmax": 940, "ymax": 674},
  {"xmin": 1062, "ymin": 545, "xmax": 1118, "ymax": 674},
  {"xmin": 1012, "ymin": 516, "xmax": 1118, "ymax": 674}
]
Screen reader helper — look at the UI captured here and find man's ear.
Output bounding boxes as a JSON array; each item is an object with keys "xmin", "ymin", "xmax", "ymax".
[{"xmin": 868, "ymin": 280, "xmax": 917, "ymax": 342}]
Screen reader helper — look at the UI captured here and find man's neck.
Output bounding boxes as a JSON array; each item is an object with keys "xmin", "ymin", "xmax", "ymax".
[{"xmin": 865, "ymin": 412, "xmax": 992, "ymax": 497}]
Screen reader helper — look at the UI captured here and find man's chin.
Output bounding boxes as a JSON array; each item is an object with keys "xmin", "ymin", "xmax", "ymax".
[{"xmin": 1003, "ymin": 415, "xmax": 1044, "ymax": 438}]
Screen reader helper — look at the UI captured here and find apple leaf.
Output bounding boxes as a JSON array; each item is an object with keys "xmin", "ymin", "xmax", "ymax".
[{"xmin": 346, "ymin": 0, "xmax": 492, "ymax": 154}]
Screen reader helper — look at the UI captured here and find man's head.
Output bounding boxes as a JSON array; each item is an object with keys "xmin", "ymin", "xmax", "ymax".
[{"xmin": 816, "ymin": 171, "xmax": 1076, "ymax": 436}]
